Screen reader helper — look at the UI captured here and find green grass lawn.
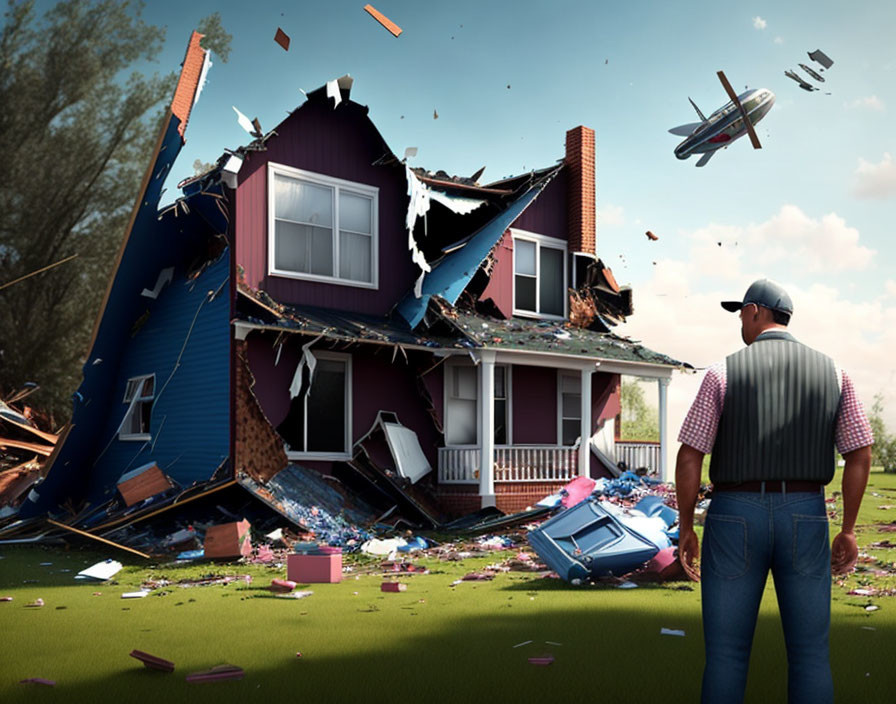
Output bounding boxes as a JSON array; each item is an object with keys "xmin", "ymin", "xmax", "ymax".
[{"xmin": 2, "ymin": 471, "xmax": 895, "ymax": 704}]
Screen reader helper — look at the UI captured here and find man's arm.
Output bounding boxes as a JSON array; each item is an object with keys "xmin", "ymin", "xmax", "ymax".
[
  {"xmin": 676, "ymin": 443, "xmax": 705, "ymax": 580},
  {"xmin": 831, "ymin": 444, "xmax": 872, "ymax": 574}
]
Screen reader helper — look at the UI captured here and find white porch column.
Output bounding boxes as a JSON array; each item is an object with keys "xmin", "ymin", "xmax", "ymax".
[
  {"xmin": 478, "ymin": 350, "xmax": 497, "ymax": 507},
  {"xmin": 579, "ymin": 366, "xmax": 594, "ymax": 478},
  {"xmin": 658, "ymin": 376, "xmax": 670, "ymax": 482}
]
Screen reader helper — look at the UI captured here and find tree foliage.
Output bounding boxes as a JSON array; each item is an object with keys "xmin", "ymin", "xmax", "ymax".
[
  {"xmin": 0, "ymin": 1, "xmax": 228, "ymax": 425},
  {"xmin": 868, "ymin": 393, "xmax": 896, "ymax": 471},
  {"xmin": 619, "ymin": 379, "xmax": 659, "ymax": 442}
]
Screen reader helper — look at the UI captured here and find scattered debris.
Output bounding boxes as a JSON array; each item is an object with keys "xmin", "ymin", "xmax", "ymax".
[
  {"xmin": 25, "ymin": 598, "xmax": 44, "ymax": 607},
  {"xmin": 130, "ymin": 650, "xmax": 175, "ymax": 672},
  {"xmin": 274, "ymin": 27, "xmax": 290, "ymax": 51},
  {"xmin": 186, "ymin": 664, "xmax": 245, "ymax": 683},
  {"xmin": 645, "ymin": 230, "xmax": 659, "ymax": 241},
  {"xmin": 513, "ymin": 640, "xmax": 533, "ymax": 648},
  {"xmin": 798, "ymin": 63, "xmax": 824, "ymax": 83},
  {"xmin": 528, "ymin": 656, "xmax": 554, "ymax": 665},
  {"xmin": 808, "ymin": 49, "xmax": 834, "ymax": 69},
  {"xmin": 661, "ymin": 628, "xmax": 686, "ymax": 637},
  {"xmin": 381, "ymin": 582, "xmax": 407, "ymax": 592},
  {"xmin": 76, "ymin": 559, "xmax": 123, "ymax": 581},
  {"xmin": 19, "ymin": 677, "xmax": 56, "ymax": 686},
  {"xmin": 121, "ymin": 590, "xmax": 151, "ymax": 599},
  {"xmin": 363, "ymin": 4, "xmax": 402, "ymax": 37}
]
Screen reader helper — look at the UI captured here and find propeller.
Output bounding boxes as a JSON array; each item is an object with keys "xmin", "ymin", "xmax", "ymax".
[{"xmin": 717, "ymin": 70, "xmax": 761, "ymax": 149}]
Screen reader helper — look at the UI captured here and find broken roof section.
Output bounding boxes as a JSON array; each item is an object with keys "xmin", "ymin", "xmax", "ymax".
[
  {"xmin": 430, "ymin": 299, "xmax": 686, "ymax": 369},
  {"xmin": 396, "ymin": 166, "xmax": 561, "ymax": 328}
]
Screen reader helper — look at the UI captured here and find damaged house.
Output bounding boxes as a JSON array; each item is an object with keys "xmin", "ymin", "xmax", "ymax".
[{"xmin": 18, "ymin": 32, "xmax": 685, "ymax": 535}]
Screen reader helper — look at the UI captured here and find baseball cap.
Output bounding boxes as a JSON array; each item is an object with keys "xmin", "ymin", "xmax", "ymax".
[{"xmin": 721, "ymin": 278, "xmax": 793, "ymax": 315}]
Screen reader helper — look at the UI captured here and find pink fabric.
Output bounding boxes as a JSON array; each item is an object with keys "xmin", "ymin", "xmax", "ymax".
[
  {"xmin": 678, "ymin": 359, "xmax": 873, "ymax": 456},
  {"xmin": 560, "ymin": 476, "xmax": 597, "ymax": 508}
]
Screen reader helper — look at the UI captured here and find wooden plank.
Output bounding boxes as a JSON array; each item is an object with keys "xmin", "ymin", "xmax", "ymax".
[
  {"xmin": 363, "ymin": 4, "xmax": 403, "ymax": 37},
  {"xmin": 47, "ymin": 519, "xmax": 151, "ymax": 559}
]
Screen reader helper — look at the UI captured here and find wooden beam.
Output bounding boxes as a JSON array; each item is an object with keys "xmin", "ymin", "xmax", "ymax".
[{"xmin": 46, "ymin": 518, "xmax": 151, "ymax": 559}]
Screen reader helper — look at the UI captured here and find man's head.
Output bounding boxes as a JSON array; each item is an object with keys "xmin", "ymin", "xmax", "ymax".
[{"xmin": 721, "ymin": 279, "xmax": 792, "ymax": 345}]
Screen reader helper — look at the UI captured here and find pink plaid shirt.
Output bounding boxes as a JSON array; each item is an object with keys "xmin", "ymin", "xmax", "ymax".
[{"xmin": 679, "ymin": 358, "xmax": 873, "ymax": 456}]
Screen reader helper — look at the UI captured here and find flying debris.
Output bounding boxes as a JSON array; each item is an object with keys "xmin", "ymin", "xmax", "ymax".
[
  {"xmin": 364, "ymin": 4, "xmax": 403, "ymax": 37},
  {"xmin": 669, "ymin": 71, "xmax": 774, "ymax": 167},
  {"xmin": 808, "ymin": 49, "xmax": 834, "ymax": 69},
  {"xmin": 798, "ymin": 63, "xmax": 824, "ymax": 83},
  {"xmin": 645, "ymin": 231, "xmax": 659, "ymax": 241},
  {"xmin": 433, "ymin": 109, "xmax": 439, "ymax": 120},
  {"xmin": 274, "ymin": 27, "xmax": 290, "ymax": 51},
  {"xmin": 784, "ymin": 69, "xmax": 817, "ymax": 92}
]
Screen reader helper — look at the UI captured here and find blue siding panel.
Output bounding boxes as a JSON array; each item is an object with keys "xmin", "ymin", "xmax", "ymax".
[{"xmin": 86, "ymin": 251, "xmax": 231, "ymax": 504}]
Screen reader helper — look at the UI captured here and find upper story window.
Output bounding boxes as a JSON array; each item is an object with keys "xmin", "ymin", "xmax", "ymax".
[
  {"xmin": 120, "ymin": 374, "xmax": 154, "ymax": 441},
  {"xmin": 268, "ymin": 163, "xmax": 378, "ymax": 288},
  {"xmin": 512, "ymin": 229, "xmax": 567, "ymax": 319}
]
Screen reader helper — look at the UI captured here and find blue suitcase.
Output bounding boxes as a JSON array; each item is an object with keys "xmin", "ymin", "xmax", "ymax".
[{"xmin": 528, "ymin": 499, "xmax": 661, "ymax": 581}]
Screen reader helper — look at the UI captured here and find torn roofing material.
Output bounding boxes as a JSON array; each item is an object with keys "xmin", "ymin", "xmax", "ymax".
[
  {"xmin": 171, "ymin": 31, "xmax": 210, "ymax": 139},
  {"xmin": 396, "ymin": 167, "xmax": 561, "ymax": 329},
  {"xmin": 236, "ymin": 285, "xmax": 463, "ymax": 351},
  {"xmin": 431, "ymin": 301, "xmax": 688, "ymax": 369}
]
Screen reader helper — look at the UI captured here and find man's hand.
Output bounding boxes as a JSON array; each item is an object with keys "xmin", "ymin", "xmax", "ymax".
[
  {"xmin": 678, "ymin": 526, "xmax": 701, "ymax": 581},
  {"xmin": 831, "ymin": 530, "xmax": 858, "ymax": 575}
]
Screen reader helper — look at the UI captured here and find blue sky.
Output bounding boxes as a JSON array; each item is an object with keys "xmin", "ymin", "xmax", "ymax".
[{"xmin": 129, "ymin": 1, "xmax": 895, "ymax": 431}]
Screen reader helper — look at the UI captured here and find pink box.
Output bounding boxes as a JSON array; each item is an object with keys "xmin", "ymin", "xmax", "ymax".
[{"xmin": 287, "ymin": 553, "xmax": 342, "ymax": 583}]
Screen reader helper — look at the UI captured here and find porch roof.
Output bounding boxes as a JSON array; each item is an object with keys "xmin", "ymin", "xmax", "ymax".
[{"xmin": 433, "ymin": 302, "xmax": 690, "ymax": 369}]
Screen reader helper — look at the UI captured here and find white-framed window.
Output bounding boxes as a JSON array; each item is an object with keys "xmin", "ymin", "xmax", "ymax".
[
  {"xmin": 443, "ymin": 361, "xmax": 511, "ymax": 446},
  {"xmin": 268, "ymin": 163, "xmax": 378, "ymax": 288},
  {"xmin": 494, "ymin": 365, "xmax": 511, "ymax": 446},
  {"xmin": 445, "ymin": 362, "xmax": 478, "ymax": 446},
  {"xmin": 280, "ymin": 352, "xmax": 352, "ymax": 460},
  {"xmin": 512, "ymin": 229, "xmax": 567, "ymax": 319},
  {"xmin": 558, "ymin": 372, "xmax": 582, "ymax": 447},
  {"xmin": 120, "ymin": 375, "xmax": 154, "ymax": 441}
]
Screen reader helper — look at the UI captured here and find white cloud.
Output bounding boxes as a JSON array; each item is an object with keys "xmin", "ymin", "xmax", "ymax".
[
  {"xmin": 845, "ymin": 95, "xmax": 886, "ymax": 112},
  {"xmin": 853, "ymin": 153, "xmax": 896, "ymax": 199},
  {"xmin": 753, "ymin": 16, "xmax": 767, "ymax": 30},
  {"xmin": 599, "ymin": 203, "xmax": 625, "ymax": 226},
  {"xmin": 684, "ymin": 205, "xmax": 874, "ymax": 275},
  {"xmin": 774, "ymin": 36, "xmax": 784, "ymax": 45},
  {"xmin": 616, "ymin": 206, "xmax": 889, "ymax": 460}
]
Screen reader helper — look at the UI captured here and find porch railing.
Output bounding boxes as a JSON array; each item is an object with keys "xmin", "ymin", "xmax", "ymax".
[
  {"xmin": 438, "ymin": 446, "xmax": 579, "ymax": 484},
  {"xmin": 615, "ymin": 440, "xmax": 661, "ymax": 473}
]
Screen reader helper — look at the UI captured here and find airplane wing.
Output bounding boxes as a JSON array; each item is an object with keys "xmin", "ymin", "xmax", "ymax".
[
  {"xmin": 668, "ymin": 122, "xmax": 702, "ymax": 137},
  {"xmin": 717, "ymin": 70, "xmax": 761, "ymax": 149},
  {"xmin": 696, "ymin": 152, "xmax": 715, "ymax": 167}
]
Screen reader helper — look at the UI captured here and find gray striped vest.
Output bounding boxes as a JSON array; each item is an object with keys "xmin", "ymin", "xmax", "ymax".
[{"xmin": 709, "ymin": 330, "xmax": 841, "ymax": 484}]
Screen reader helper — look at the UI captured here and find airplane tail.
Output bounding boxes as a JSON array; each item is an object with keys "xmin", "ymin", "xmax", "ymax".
[
  {"xmin": 688, "ymin": 97, "xmax": 707, "ymax": 122},
  {"xmin": 668, "ymin": 122, "xmax": 702, "ymax": 136}
]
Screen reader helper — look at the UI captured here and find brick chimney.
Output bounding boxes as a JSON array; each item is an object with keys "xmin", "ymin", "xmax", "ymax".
[{"xmin": 565, "ymin": 126, "xmax": 596, "ymax": 255}]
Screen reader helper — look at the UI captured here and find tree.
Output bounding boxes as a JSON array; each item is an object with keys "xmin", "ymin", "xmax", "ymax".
[
  {"xmin": 0, "ymin": 1, "xmax": 229, "ymax": 425},
  {"xmin": 868, "ymin": 393, "xmax": 896, "ymax": 472},
  {"xmin": 619, "ymin": 379, "xmax": 659, "ymax": 442}
]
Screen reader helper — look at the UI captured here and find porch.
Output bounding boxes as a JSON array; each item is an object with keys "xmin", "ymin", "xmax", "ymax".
[
  {"xmin": 438, "ymin": 348, "xmax": 673, "ymax": 508},
  {"xmin": 437, "ymin": 441, "xmax": 662, "ymax": 485}
]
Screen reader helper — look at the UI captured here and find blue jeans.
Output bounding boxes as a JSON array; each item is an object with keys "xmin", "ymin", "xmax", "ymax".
[{"xmin": 701, "ymin": 489, "xmax": 832, "ymax": 704}]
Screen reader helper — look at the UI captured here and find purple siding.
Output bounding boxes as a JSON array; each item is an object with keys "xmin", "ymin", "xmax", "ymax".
[
  {"xmin": 352, "ymin": 352, "xmax": 441, "ymax": 467},
  {"xmin": 235, "ymin": 101, "xmax": 416, "ymax": 315},
  {"xmin": 510, "ymin": 168, "xmax": 568, "ymax": 241},
  {"xmin": 511, "ymin": 365, "xmax": 557, "ymax": 444},
  {"xmin": 594, "ymin": 372, "xmax": 621, "ymax": 423},
  {"xmin": 246, "ymin": 334, "xmax": 441, "ymax": 469},
  {"xmin": 479, "ymin": 230, "xmax": 513, "ymax": 318},
  {"xmin": 420, "ymin": 365, "xmax": 445, "ymax": 429}
]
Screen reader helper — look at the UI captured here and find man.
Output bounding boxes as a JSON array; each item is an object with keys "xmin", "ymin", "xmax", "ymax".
[{"xmin": 675, "ymin": 279, "xmax": 873, "ymax": 704}]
